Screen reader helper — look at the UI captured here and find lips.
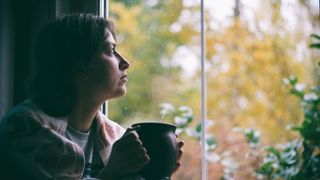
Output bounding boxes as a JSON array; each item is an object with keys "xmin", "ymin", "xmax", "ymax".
[{"xmin": 120, "ymin": 75, "xmax": 128, "ymax": 83}]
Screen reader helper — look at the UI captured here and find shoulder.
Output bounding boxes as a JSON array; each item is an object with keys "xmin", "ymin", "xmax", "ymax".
[
  {"xmin": 0, "ymin": 99, "xmax": 41, "ymax": 134},
  {"xmin": 95, "ymin": 111, "xmax": 125, "ymax": 141},
  {"xmin": 0, "ymin": 99, "xmax": 67, "ymax": 134},
  {"xmin": 0, "ymin": 99, "xmax": 84, "ymax": 179}
]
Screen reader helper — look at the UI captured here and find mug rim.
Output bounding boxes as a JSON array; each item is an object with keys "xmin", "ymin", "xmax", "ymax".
[{"xmin": 132, "ymin": 121, "xmax": 176, "ymax": 128}]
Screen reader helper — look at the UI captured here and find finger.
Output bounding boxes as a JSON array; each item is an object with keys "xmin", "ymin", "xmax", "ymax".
[
  {"xmin": 176, "ymin": 149, "xmax": 183, "ymax": 162},
  {"xmin": 117, "ymin": 131, "xmax": 141, "ymax": 148},
  {"xmin": 171, "ymin": 140, "xmax": 184, "ymax": 173},
  {"xmin": 176, "ymin": 140, "xmax": 184, "ymax": 160},
  {"xmin": 119, "ymin": 127, "xmax": 140, "ymax": 145},
  {"xmin": 135, "ymin": 148, "xmax": 149, "ymax": 161},
  {"xmin": 124, "ymin": 126, "xmax": 140, "ymax": 135},
  {"xmin": 177, "ymin": 140, "xmax": 184, "ymax": 148},
  {"xmin": 172, "ymin": 162, "xmax": 181, "ymax": 174},
  {"xmin": 132, "ymin": 150, "xmax": 150, "ymax": 168},
  {"xmin": 124, "ymin": 146, "xmax": 147, "ymax": 159},
  {"xmin": 123, "ymin": 130, "xmax": 139, "ymax": 140},
  {"xmin": 118, "ymin": 137, "xmax": 143, "ymax": 150},
  {"xmin": 124, "ymin": 147, "xmax": 149, "ymax": 165}
]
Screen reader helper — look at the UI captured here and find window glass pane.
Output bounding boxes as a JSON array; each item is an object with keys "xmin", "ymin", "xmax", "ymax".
[
  {"xmin": 109, "ymin": 0, "xmax": 319, "ymax": 179},
  {"xmin": 109, "ymin": 0, "xmax": 202, "ymax": 178},
  {"xmin": 203, "ymin": 0, "xmax": 318, "ymax": 179}
]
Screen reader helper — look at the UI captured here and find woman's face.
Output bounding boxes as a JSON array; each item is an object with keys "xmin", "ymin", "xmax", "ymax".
[{"xmin": 80, "ymin": 29, "xmax": 130, "ymax": 101}]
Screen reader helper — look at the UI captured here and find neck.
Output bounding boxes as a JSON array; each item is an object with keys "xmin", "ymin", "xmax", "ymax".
[{"xmin": 68, "ymin": 98, "xmax": 104, "ymax": 132}]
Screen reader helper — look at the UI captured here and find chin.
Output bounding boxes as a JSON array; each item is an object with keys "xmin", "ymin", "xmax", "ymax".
[{"xmin": 110, "ymin": 89, "xmax": 126, "ymax": 99}]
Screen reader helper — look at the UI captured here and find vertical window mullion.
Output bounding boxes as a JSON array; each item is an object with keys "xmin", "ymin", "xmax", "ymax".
[
  {"xmin": 200, "ymin": 0, "xmax": 207, "ymax": 179},
  {"xmin": 100, "ymin": 0, "xmax": 109, "ymax": 116},
  {"xmin": 99, "ymin": 0, "xmax": 108, "ymax": 19}
]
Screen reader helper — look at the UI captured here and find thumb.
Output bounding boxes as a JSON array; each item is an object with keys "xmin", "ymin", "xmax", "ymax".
[{"xmin": 124, "ymin": 125, "xmax": 140, "ymax": 135}]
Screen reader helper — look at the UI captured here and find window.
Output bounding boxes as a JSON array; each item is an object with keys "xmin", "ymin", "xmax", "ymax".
[{"xmin": 107, "ymin": 0, "xmax": 319, "ymax": 179}]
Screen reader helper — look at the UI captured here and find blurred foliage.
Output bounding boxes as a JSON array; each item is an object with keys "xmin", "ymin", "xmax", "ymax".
[
  {"xmin": 256, "ymin": 73, "xmax": 320, "ymax": 179},
  {"xmin": 109, "ymin": 0, "xmax": 198, "ymax": 124},
  {"xmin": 205, "ymin": 17, "xmax": 308, "ymax": 144},
  {"xmin": 166, "ymin": 72, "xmax": 320, "ymax": 179},
  {"xmin": 256, "ymin": 35, "xmax": 320, "ymax": 179},
  {"xmin": 107, "ymin": 0, "xmax": 319, "ymax": 179}
]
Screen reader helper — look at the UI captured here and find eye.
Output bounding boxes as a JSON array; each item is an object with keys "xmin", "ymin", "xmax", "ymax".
[
  {"xmin": 102, "ymin": 43, "xmax": 116, "ymax": 56},
  {"xmin": 110, "ymin": 48, "xmax": 116, "ymax": 55},
  {"xmin": 104, "ymin": 47, "xmax": 115, "ymax": 56}
]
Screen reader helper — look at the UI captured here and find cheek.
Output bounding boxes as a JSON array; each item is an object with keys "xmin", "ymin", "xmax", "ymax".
[
  {"xmin": 95, "ymin": 66, "xmax": 113, "ymax": 84},
  {"xmin": 86, "ymin": 54, "xmax": 119, "ymax": 89},
  {"xmin": 95, "ymin": 62, "xmax": 118, "ymax": 86}
]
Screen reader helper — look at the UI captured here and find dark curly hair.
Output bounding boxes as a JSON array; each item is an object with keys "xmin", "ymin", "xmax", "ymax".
[{"xmin": 31, "ymin": 14, "xmax": 116, "ymax": 117}]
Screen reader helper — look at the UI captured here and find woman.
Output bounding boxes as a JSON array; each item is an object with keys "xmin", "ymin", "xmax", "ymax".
[{"xmin": 0, "ymin": 14, "xmax": 183, "ymax": 180}]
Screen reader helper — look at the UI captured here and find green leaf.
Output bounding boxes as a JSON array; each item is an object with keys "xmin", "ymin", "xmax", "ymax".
[
  {"xmin": 311, "ymin": 34, "xmax": 320, "ymax": 40},
  {"xmin": 266, "ymin": 146, "xmax": 281, "ymax": 160},
  {"xmin": 195, "ymin": 123, "xmax": 202, "ymax": 133},
  {"xmin": 310, "ymin": 43, "xmax": 320, "ymax": 49},
  {"xmin": 289, "ymin": 75, "xmax": 298, "ymax": 85},
  {"xmin": 206, "ymin": 136, "xmax": 217, "ymax": 146},
  {"xmin": 290, "ymin": 126, "xmax": 301, "ymax": 132},
  {"xmin": 186, "ymin": 116, "xmax": 193, "ymax": 123},
  {"xmin": 245, "ymin": 131, "xmax": 260, "ymax": 145},
  {"xmin": 256, "ymin": 162, "xmax": 274, "ymax": 175}
]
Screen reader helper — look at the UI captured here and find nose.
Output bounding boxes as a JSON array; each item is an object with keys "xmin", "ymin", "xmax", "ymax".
[{"xmin": 117, "ymin": 52, "xmax": 130, "ymax": 70}]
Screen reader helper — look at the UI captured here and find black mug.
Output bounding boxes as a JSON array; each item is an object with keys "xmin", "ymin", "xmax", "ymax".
[{"xmin": 132, "ymin": 122, "xmax": 178, "ymax": 180}]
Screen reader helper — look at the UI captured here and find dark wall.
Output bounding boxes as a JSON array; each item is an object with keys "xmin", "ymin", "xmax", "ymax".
[
  {"xmin": 12, "ymin": 0, "xmax": 56, "ymax": 106},
  {"xmin": 0, "ymin": 0, "xmax": 101, "ymax": 119},
  {"xmin": 0, "ymin": 0, "xmax": 55, "ymax": 118},
  {"xmin": 0, "ymin": 0, "xmax": 13, "ymax": 118}
]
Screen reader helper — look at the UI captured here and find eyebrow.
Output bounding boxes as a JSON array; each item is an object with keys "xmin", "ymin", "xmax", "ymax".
[{"xmin": 101, "ymin": 41, "xmax": 116, "ymax": 49}]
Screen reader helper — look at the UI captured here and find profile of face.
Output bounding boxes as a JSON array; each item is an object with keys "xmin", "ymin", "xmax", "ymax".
[{"xmin": 79, "ymin": 29, "xmax": 130, "ymax": 101}]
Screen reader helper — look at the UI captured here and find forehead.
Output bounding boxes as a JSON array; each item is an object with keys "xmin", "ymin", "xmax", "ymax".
[{"xmin": 105, "ymin": 29, "xmax": 116, "ymax": 45}]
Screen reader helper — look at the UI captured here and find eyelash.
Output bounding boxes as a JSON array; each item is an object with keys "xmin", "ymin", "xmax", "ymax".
[{"xmin": 106, "ymin": 48, "xmax": 115, "ymax": 55}]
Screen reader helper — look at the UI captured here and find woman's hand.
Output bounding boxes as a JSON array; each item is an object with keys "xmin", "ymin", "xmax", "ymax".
[
  {"xmin": 172, "ymin": 139, "xmax": 184, "ymax": 174},
  {"xmin": 97, "ymin": 128, "xmax": 150, "ymax": 180}
]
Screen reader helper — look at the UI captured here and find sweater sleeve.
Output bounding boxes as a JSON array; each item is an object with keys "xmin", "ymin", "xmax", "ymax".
[
  {"xmin": 0, "ymin": 110, "xmax": 84, "ymax": 180},
  {"xmin": 93, "ymin": 111, "xmax": 125, "ymax": 166}
]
